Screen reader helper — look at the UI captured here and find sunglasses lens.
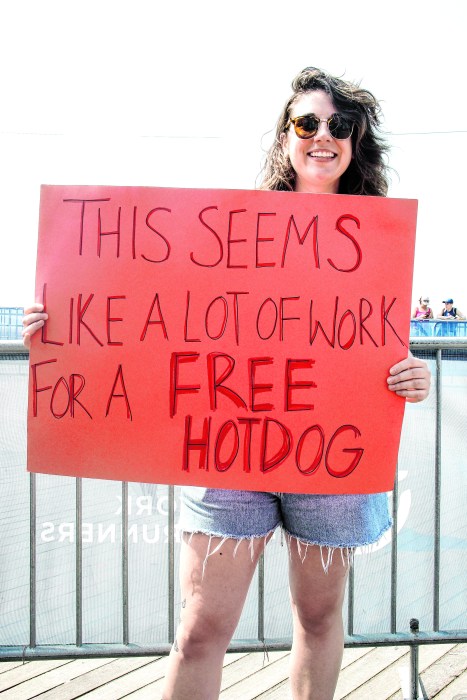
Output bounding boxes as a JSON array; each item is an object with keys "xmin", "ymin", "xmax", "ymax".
[
  {"xmin": 293, "ymin": 115, "xmax": 320, "ymax": 138},
  {"xmin": 328, "ymin": 115, "xmax": 353, "ymax": 139}
]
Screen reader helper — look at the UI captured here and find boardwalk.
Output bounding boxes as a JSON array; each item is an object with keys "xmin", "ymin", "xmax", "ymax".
[{"xmin": 0, "ymin": 644, "xmax": 466, "ymax": 699}]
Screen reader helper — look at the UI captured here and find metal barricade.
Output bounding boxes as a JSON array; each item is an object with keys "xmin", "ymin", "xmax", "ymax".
[
  {"xmin": 0, "ymin": 307, "xmax": 24, "ymax": 340},
  {"xmin": 1, "ymin": 338, "xmax": 466, "ymax": 699},
  {"xmin": 410, "ymin": 319, "xmax": 467, "ymax": 337}
]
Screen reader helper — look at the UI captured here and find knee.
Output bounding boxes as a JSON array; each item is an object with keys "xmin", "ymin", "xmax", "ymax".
[
  {"xmin": 291, "ymin": 597, "xmax": 343, "ymax": 638},
  {"xmin": 174, "ymin": 614, "xmax": 232, "ymax": 661}
]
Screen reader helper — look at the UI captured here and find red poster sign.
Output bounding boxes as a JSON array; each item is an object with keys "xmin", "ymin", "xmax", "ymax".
[{"xmin": 28, "ymin": 186, "xmax": 417, "ymax": 494}]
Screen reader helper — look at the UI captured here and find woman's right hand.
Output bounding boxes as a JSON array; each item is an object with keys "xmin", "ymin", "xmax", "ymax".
[{"xmin": 22, "ymin": 303, "xmax": 48, "ymax": 349}]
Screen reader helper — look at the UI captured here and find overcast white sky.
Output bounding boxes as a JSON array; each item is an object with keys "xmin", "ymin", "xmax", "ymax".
[{"xmin": 1, "ymin": 0, "xmax": 466, "ymax": 313}]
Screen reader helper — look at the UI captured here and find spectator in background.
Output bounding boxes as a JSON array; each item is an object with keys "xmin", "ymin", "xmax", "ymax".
[
  {"xmin": 437, "ymin": 299, "xmax": 466, "ymax": 320},
  {"xmin": 412, "ymin": 296, "xmax": 433, "ymax": 320}
]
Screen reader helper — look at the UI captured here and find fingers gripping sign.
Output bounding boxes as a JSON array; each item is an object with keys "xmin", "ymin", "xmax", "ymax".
[
  {"xmin": 387, "ymin": 352, "xmax": 431, "ymax": 402},
  {"xmin": 22, "ymin": 303, "xmax": 48, "ymax": 349}
]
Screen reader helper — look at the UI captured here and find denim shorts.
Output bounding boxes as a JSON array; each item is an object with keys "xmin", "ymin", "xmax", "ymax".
[{"xmin": 179, "ymin": 487, "xmax": 391, "ymax": 549}]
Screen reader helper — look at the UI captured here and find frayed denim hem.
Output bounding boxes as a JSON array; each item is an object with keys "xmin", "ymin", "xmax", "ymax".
[
  {"xmin": 282, "ymin": 516, "xmax": 392, "ymax": 573},
  {"xmin": 282, "ymin": 532, "xmax": 354, "ymax": 573},
  {"xmin": 181, "ymin": 513, "xmax": 392, "ymax": 576},
  {"xmin": 180, "ymin": 526, "xmax": 382, "ymax": 576},
  {"xmin": 181, "ymin": 528, "xmax": 276, "ymax": 578}
]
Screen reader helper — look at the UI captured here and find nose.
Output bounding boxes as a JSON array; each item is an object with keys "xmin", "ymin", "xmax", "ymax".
[{"xmin": 314, "ymin": 119, "xmax": 332, "ymax": 140}]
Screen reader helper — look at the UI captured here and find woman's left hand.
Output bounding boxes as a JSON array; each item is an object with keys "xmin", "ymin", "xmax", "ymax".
[{"xmin": 387, "ymin": 351, "xmax": 431, "ymax": 403}]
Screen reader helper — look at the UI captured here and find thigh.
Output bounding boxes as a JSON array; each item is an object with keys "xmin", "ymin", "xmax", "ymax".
[
  {"xmin": 178, "ymin": 532, "xmax": 267, "ymax": 638},
  {"xmin": 288, "ymin": 543, "xmax": 348, "ymax": 624}
]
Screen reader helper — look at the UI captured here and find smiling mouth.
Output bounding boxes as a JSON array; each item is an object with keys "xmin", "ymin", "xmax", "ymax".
[{"xmin": 308, "ymin": 150, "xmax": 336, "ymax": 159}]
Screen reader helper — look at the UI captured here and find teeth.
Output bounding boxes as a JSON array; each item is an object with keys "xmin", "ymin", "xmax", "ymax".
[{"xmin": 309, "ymin": 151, "xmax": 336, "ymax": 158}]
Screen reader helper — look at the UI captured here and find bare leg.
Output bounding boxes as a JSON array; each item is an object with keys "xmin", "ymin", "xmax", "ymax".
[
  {"xmin": 288, "ymin": 543, "xmax": 349, "ymax": 700},
  {"xmin": 161, "ymin": 533, "xmax": 266, "ymax": 700}
]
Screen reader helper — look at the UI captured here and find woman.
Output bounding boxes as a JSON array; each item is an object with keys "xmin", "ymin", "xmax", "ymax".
[
  {"xmin": 23, "ymin": 67, "xmax": 430, "ymax": 700},
  {"xmin": 437, "ymin": 298, "xmax": 465, "ymax": 320},
  {"xmin": 412, "ymin": 296, "xmax": 433, "ymax": 320}
]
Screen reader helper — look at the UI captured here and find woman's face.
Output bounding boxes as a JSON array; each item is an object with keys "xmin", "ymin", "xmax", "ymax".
[{"xmin": 282, "ymin": 90, "xmax": 353, "ymax": 194}]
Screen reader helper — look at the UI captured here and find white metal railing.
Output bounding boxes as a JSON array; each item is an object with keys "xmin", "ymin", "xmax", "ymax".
[{"xmin": 1, "ymin": 339, "xmax": 466, "ymax": 700}]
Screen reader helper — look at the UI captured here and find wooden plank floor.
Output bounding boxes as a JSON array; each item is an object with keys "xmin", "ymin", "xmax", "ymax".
[{"xmin": 0, "ymin": 644, "xmax": 466, "ymax": 699}]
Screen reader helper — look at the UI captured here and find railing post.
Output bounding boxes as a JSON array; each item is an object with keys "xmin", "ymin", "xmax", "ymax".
[
  {"xmin": 347, "ymin": 564, "xmax": 354, "ymax": 637},
  {"xmin": 258, "ymin": 552, "xmax": 265, "ymax": 644},
  {"xmin": 76, "ymin": 477, "xmax": 82, "ymax": 647},
  {"xmin": 433, "ymin": 349, "xmax": 442, "ymax": 632},
  {"xmin": 409, "ymin": 618, "xmax": 420, "ymax": 699},
  {"xmin": 168, "ymin": 485, "xmax": 175, "ymax": 644},
  {"xmin": 122, "ymin": 481, "xmax": 129, "ymax": 645},
  {"xmin": 29, "ymin": 472, "xmax": 36, "ymax": 649},
  {"xmin": 391, "ymin": 465, "xmax": 399, "ymax": 633}
]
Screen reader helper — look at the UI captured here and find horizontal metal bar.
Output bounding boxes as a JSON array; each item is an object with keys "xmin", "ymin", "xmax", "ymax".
[
  {"xmin": 1, "ymin": 630, "xmax": 467, "ymax": 661},
  {"xmin": 409, "ymin": 337, "xmax": 467, "ymax": 350},
  {"xmin": 3, "ymin": 338, "xmax": 467, "ymax": 358},
  {"xmin": 0, "ymin": 340, "xmax": 29, "ymax": 355}
]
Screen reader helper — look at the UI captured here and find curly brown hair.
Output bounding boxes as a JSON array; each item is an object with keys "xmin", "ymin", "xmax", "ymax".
[{"xmin": 260, "ymin": 67, "xmax": 390, "ymax": 196}]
